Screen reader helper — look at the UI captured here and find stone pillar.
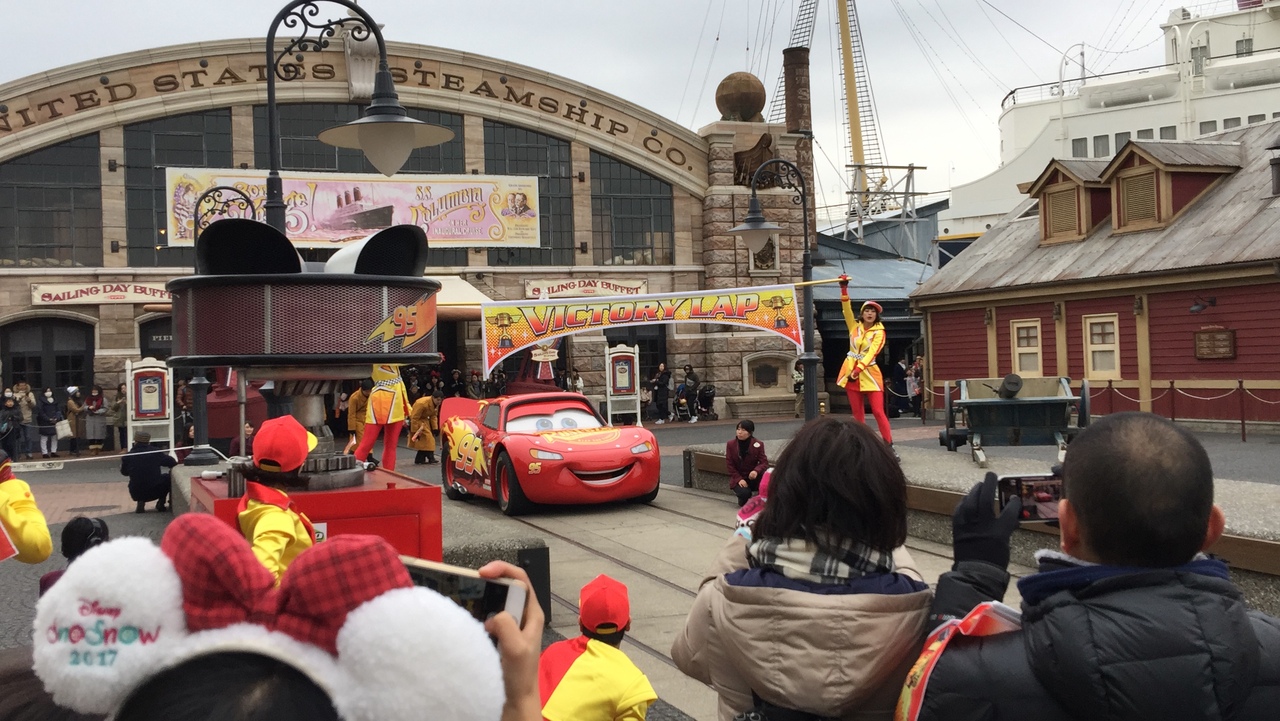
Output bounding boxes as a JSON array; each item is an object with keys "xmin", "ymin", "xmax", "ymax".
[
  {"xmin": 571, "ymin": 140, "xmax": 594, "ymax": 266},
  {"xmin": 783, "ymin": 47, "xmax": 817, "ymax": 257},
  {"xmin": 100, "ymin": 127, "xmax": 127, "ymax": 269},
  {"xmin": 464, "ymin": 114, "xmax": 488, "ymax": 268},
  {"xmin": 231, "ymin": 106, "xmax": 255, "ymax": 169}
]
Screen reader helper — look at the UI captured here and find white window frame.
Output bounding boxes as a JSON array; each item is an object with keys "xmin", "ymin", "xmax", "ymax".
[
  {"xmin": 1010, "ymin": 319, "xmax": 1043, "ymax": 378},
  {"xmin": 1083, "ymin": 313, "xmax": 1121, "ymax": 381}
]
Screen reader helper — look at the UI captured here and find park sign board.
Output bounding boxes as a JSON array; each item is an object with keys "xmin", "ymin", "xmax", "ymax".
[
  {"xmin": 165, "ymin": 167, "xmax": 540, "ymax": 249},
  {"xmin": 32, "ymin": 282, "xmax": 171, "ymax": 306}
]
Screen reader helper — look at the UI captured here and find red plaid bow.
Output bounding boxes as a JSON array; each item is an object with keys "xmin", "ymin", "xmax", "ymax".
[{"xmin": 160, "ymin": 514, "xmax": 412, "ymax": 654}]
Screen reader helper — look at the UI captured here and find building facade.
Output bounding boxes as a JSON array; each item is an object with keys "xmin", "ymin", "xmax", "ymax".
[
  {"xmin": 913, "ymin": 123, "xmax": 1280, "ymax": 427},
  {"xmin": 0, "ymin": 38, "xmax": 815, "ymax": 415}
]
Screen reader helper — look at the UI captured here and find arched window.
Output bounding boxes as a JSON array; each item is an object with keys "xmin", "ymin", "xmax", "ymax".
[
  {"xmin": 125, "ymin": 110, "xmax": 233, "ymax": 268},
  {"xmin": 254, "ymin": 104, "xmax": 467, "ymax": 265},
  {"xmin": 590, "ymin": 151, "xmax": 673, "ymax": 265},
  {"xmin": 1, "ymin": 318, "xmax": 95, "ymax": 396},
  {"xmin": 0, "ymin": 135, "xmax": 102, "ymax": 267},
  {"xmin": 483, "ymin": 120, "xmax": 574, "ymax": 266}
]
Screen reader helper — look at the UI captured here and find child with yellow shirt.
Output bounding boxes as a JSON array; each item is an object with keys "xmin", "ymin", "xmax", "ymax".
[{"xmin": 236, "ymin": 415, "xmax": 318, "ymax": 583}]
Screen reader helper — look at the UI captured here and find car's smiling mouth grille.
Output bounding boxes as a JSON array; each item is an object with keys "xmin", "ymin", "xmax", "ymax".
[{"xmin": 571, "ymin": 465, "xmax": 633, "ymax": 485}]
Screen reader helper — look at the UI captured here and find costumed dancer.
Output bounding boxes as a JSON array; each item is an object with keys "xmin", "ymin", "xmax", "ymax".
[
  {"xmin": 344, "ymin": 379, "xmax": 370, "ymax": 455},
  {"xmin": 236, "ymin": 415, "xmax": 318, "ymax": 583},
  {"xmin": 353, "ymin": 364, "xmax": 410, "ymax": 471},
  {"xmin": 409, "ymin": 391, "xmax": 439, "ymax": 465},
  {"xmin": 835, "ymin": 275, "xmax": 896, "ymax": 455},
  {"xmin": 0, "ymin": 450, "xmax": 53, "ymax": 564}
]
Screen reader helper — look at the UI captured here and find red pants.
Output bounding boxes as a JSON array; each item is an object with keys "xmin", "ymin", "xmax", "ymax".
[
  {"xmin": 353, "ymin": 420, "xmax": 404, "ymax": 471},
  {"xmin": 845, "ymin": 386, "xmax": 893, "ymax": 444}
]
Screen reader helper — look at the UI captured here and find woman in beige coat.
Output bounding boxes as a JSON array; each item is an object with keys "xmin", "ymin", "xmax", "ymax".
[
  {"xmin": 672, "ymin": 416, "xmax": 932, "ymax": 720},
  {"xmin": 408, "ymin": 393, "xmax": 439, "ymax": 465}
]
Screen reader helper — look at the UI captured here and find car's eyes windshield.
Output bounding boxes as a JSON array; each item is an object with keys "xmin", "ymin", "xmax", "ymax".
[{"xmin": 506, "ymin": 408, "xmax": 603, "ymax": 433}]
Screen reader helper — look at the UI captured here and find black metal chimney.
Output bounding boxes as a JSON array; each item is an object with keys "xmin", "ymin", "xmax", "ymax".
[{"xmin": 1268, "ymin": 135, "xmax": 1280, "ymax": 196}]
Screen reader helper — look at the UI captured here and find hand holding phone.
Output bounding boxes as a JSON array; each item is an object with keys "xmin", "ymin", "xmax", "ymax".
[
  {"xmin": 400, "ymin": 556, "xmax": 528, "ymax": 628},
  {"xmin": 952, "ymin": 472, "xmax": 1024, "ymax": 570},
  {"xmin": 997, "ymin": 473, "xmax": 1063, "ymax": 523}
]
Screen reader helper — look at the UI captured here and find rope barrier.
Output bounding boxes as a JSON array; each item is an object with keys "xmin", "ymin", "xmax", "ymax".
[
  {"xmin": 12, "ymin": 444, "xmax": 226, "ymax": 468},
  {"xmin": 1111, "ymin": 388, "xmax": 1144, "ymax": 403},
  {"xmin": 1090, "ymin": 387, "xmax": 1108, "ymax": 398},
  {"xmin": 1174, "ymin": 387, "xmax": 1238, "ymax": 402},
  {"xmin": 1244, "ymin": 389, "xmax": 1280, "ymax": 405}
]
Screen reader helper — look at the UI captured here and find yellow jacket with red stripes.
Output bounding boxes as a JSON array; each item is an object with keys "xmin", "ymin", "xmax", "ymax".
[
  {"xmin": 365, "ymin": 364, "xmax": 410, "ymax": 425},
  {"xmin": 837, "ymin": 298, "xmax": 886, "ymax": 392}
]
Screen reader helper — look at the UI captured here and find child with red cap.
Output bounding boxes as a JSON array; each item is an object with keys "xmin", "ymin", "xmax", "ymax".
[
  {"xmin": 538, "ymin": 574, "xmax": 657, "ymax": 720},
  {"xmin": 236, "ymin": 415, "xmax": 318, "ymax": 583}
]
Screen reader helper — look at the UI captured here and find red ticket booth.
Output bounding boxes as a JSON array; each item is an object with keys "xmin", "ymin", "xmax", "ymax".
[{"xmin": 190, "ymin": 469, "xmax": 442, "ymax": 561}]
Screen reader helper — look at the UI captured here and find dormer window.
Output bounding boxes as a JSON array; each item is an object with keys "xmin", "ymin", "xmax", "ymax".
[
  {"xmin": 1101, "ymin": 140, "xmax": 1240, "ymax": 234},
  {"xmin": 1045, "ymin": 188, "xmax": 1080, "ymax": 241},
  {"xmin": 1117, "ymin": 170, "xmax": 1158, "ymax": 229},
  {"xmin": 1023, "ymin": 159, "xmax": 1111, "ymax": 245}
]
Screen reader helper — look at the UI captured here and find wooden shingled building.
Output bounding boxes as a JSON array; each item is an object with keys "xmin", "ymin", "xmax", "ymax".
[{"xmin": 912, "ymin": 122, "xmax": 1280, "ymax": 425}]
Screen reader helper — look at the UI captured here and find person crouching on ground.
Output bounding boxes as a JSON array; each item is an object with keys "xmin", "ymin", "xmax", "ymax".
[
  {"xmin": 236, "ymin": 415, "xmax": 318, "ymax": 583},
  {"xmin": 0, "ymin": 450, "xmax": 52, "ymax": 565},
  {"xmin": 38, "ymin": 516, "xmax": 108, "ymax": 597},
  {"xmin": 674, "ymin": 416, "xmax": 932, "ymax": 720},
  {"xmin": 121, "ymin": 431, "xmax": 176, "ymax": 513},
  {"xmin": 539, "ymin": 574, "xmax": 657, "ymax": 721},
  {"xmin": 725, "ymin": 420, "xmax": 768, "ymax": 508}
]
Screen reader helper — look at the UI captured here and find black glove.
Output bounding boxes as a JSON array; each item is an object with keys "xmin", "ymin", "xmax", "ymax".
[{"xmin": 952, "ymin": 472, "xmax": 1022, "ymax": 570}]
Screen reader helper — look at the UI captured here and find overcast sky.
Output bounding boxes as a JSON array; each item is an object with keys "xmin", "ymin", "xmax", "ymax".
[{"xmin": 3, "ymin": 0, "xmax": 1199, "ymax": 226}]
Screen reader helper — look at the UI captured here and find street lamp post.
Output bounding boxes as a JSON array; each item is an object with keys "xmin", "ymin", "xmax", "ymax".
[
  {"xmin": 180, "ymin": 185, "xmax": 260, "ymax": 466},
  {"xmin": 729, "ymin": 154, "xmax": 819, "ymax": 421},
  {"xmin": 262, "ymin": 0, "xmax": 454, "ymax": 233}
]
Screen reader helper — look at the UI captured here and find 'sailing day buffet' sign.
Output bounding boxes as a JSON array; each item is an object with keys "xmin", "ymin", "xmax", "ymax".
[
  {"xmin": 32, "ymin": 282, "xmax": 172, "ymax": 305},
  {"xmin": 525, "ymin": 278, "xmax": 649, "ymax": 299}
]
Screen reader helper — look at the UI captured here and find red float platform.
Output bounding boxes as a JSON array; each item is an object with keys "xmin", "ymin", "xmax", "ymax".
[{"xmin": 190, "ymin": 469, "xmax": 442, "ymax": 561}]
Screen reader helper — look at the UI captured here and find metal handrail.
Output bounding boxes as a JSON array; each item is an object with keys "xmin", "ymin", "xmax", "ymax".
[{"xmin": 1001, "ymin": 44, "xmax": 1280, "ymax": 112}]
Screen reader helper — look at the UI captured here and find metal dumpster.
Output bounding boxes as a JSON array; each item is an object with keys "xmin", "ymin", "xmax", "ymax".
[{"xmin": 938, "ymin": 375, "xmax": 1090, "ymax": 467}]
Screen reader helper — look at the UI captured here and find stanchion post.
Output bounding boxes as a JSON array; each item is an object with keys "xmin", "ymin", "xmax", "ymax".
[
  {"xmin": 1239, "ymin": 379, "xmax": 1247, "ymax": 443},
  {"xmin": 1169, "ymin": 380, "xmax": 1176, "ymax": 422},
  {"xmin": 184, "ymin": 370, "xmax": 220, "ymax": 466},
  {"xmin": 1107, "ymin": 380, "xmax": 1114, "ymax": 414}
]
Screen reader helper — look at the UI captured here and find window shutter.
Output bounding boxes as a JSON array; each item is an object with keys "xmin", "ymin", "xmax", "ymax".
[
  {"xmin": 1046, "ymin": 190, "xmax": 1078, "ymax": 237},
  {"xmin": 1122, "ymin": 173, "xmax": 1157, "ymax": 224}
]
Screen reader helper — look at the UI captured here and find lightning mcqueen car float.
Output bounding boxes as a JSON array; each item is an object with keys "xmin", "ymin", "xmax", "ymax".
[{"xmin": 439, "ymin": 392, "xmax": 661, "ymax": 515}]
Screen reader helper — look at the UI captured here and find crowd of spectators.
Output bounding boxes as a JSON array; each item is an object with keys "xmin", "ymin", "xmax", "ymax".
[{"xmin": 3, "ymin": 403, "xmax": 1278, "ymax": 721}]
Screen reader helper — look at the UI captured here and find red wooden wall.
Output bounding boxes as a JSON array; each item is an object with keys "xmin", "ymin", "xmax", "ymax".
[
  {"xmin": 929, "ymin": 308, "xmax": 987, "ymax": 383},
  {"xmin": 1147, "ymin": 282, "xmax": 1280, "ymax": 421}
]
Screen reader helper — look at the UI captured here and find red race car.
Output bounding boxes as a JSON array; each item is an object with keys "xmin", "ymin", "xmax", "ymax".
[{"xmin": 439, "ymin": 392, "xmax": 661, "ymax": 515}]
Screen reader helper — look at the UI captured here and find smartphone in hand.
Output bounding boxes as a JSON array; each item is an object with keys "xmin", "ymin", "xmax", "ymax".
[
  {"xmin": 997, "ymin": 473, "xmax": 1063, "ymax": 522},
  {"xmin": 401, "ymin": 556, "xmax": 527, "ymax": 628}
]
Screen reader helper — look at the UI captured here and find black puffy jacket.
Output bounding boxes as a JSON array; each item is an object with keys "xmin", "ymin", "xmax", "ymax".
[{"xmin": 914, "ymin": 557, "xmax": 1280, "ymax": 721}]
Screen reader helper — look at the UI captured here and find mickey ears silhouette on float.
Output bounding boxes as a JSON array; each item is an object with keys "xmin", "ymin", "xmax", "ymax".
[{"xmin": 196, "ymin": 219, "xmax": 429, "ymax": 277}]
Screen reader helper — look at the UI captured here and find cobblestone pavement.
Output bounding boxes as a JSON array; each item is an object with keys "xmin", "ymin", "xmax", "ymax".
[{"xmin": 1, "ymin": 510, "xmax": 173, "ymax": 650}]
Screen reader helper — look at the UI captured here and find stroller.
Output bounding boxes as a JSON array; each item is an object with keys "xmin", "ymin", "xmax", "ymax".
[
  {"xmin": 696, "ymin": 385, "xmax": 718, "ymax": 421},
  {"xmin": 673, "ymin": 384, "xmax": 694, "ymax": 422}
]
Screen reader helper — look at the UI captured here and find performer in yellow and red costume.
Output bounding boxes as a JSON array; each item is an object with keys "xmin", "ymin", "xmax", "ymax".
[
  {"xmin": 353, "ymin": 363, "xmax": 411, "ymax": 471},
  {"xmin": 835, "ymin": 275, "xmax": 894, "ymax": 448},
  {"xmin": 0, "ymin": 450, "xmax": 52, "ymax": 564}
]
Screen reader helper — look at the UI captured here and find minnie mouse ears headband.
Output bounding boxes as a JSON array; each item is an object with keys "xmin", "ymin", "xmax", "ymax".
[{"xmin": 34, "ymin": 514, "xmax": 503, "ymax": 721}]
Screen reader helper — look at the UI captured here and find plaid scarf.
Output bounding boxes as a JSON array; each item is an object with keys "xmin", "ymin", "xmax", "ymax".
[{"xmin": 747, "ymin": 536, "xmax": 895, "ymax": 584}]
